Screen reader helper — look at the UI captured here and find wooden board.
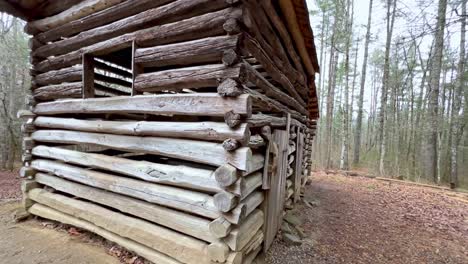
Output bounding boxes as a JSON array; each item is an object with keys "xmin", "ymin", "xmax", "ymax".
[
  {"xmin": 293, "ymin": 129, "xmax": 304, "ymax": 203},
  {"xmin": 263, "ymin": 129, "xmax": 289, "ymax": 252}
]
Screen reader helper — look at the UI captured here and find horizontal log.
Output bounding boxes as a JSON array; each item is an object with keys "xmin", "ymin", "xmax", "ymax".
[
  {"xmin": 95, "ymin": 73, "xmax": 132, "ymax": 88},
  {"xmin": 31, "ymin": 159, "xmax": 220, "ymax": 219},
  {"xmin": 31, "ymin": 130, "xmax": 253, "ymax": 170},
  {"xmin": 33, "ymin": 82, "xmax": 125, "ymax": 100},
  {"xmin": 34, "ymin": 0, "xmax": 174, "ymax": 44},
  {"xmin": 222, "ymin": 191, "xmax": 263, "ymax": 225},
  {"xmin": 207, "ymin": 242, "xmax": 230, "ymax": 262},
  {"xmin": 246, "ymin": 114, "xmax": 287, "ymax": 128},
  {"xmin": 224, "ymin": 209, "xmax": 264, "ymax": 251},
  {"xmin": 34, "ymin": 93, "xmax": 252, "ymax": 118},
  {"xmin": 33, "ymin": 0, "xmax": 230, "ymax": 58},
  {"xmin": 135, "ymin": 35, "xmax": 240, "ymax": 68},
  {"xmin": 26, "ymin": 0, "xmax": 126, "ymax": 34},
  {"xmin": 215, "ymin": 164, "xmax": 239, "ymax": 187},
  {"xmin": 34, "ymin": 65, "xmax": 82, "ymax": 86},
  {"xmin": 35, "ymin": 173, "xmax": 217, "ymax": 242},
  {"xmin": 134, "ymin": 64, "xmax": 240, "ymax": 92},
  {"xmin": 29, "ymin": 204, "xmax": 182, "ymax": 264},
  {"xmin": 35, "ymin": 7, "xmax": 242, "ymax": 73},
  {"xmin": 28, "ymin": 189, "xmax": 211, "ymax": 264},
  {"xmin": 32, "ymin": 146, "xmax": 221, "ymax": 193},
  {"xmin": 242, "ymin": 230, "xmax": 263, "ymax": 257},
  {"xmin": 34, "ymin": 117, "xmax": 250, "ymax": 143},
  {"xmin": 240, "ymin": 62, "xmax": 307, "ymax": 115}
]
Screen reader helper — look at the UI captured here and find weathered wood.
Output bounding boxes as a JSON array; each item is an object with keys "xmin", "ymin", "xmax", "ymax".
[
  {"xmin": 222, "ymin": 191, "xmax": 263, "ymax": 225},
  {"xmin": 34, "ymin": 93, "xmax": 251, "ymax": 118},
  {"xmin": 240, "ymin": 62, "xmax": 307, "ymax": 115},
  {"xmin": 243, "ymin": 86, "xmax": 308, "ymax": 124},
  {"xmin": 22, "ymin": 137, "xmax": 34, "ymax": 150},
  {"xmin": 135, "ymin": 64, "xmax": 240, "ymax": 92},
  {"xmin": 293, "ymin": 131, "xmax": 304, "ymax": 203},
  {"xmin": 34, "ymin": 65, "xmax": 82, "ymax": 86},
  {"xmin": 31, "ymin": 159, "xmax": 220, "ymax": 219},
  {"xmin": 224, "ymin": 209, "xmax": 264, "ymax": 251},
  {"xmin": 226, "ymin": 252, "xmax": 243, "ymax": 264},
  {"xmin": 260, "ymin": 0, "xmax": 306, "ymax": 82},
  {"xmin": 223, "ymin": 49, "xmax": 239, "ymax": 66},
  {"xmin": 29, "ymin": 204, "xmax": 183, "ymax": 264},
  {"xmin": 248, "ymin": 135, "xmax": 265, "ymax": 149},
  {"xmin": 34, "ymin": 0, "xmax": 174, "ymax": 44},
  {"xmin": 95, "ymin": 73, "xmax": 132, "ymax": 88},
  {"xmin": 223, "ymin": 18, "xmax": 240, "ymax": 34},
  {"xmin": 215, "ymin": 164, "xmax": 239, "ymax": 187},
  {"xmin": 209, "ymin": 217, "xmax": 232, "ymax": 238},
  {"xmin": 242, "ymin": 230, "xmax": 263, "ymax": 257},
  {"xmin": 34, "ymin": 117, "xmax": 250, "ymax": 143},
  {"xmin": 264, "ymin": 130, "xmax": 289, "ymax": 252},
  {"xmin": 214, "ymin": 191, "xmax": 239, "ymax": 213},
  {"xmin": 136, "ymin": 35, "xmax": 239, "ymax": 68},
  {"xmin": 26, "ymin": 0, "xmax": 126, "ymax": 35},
  {"xmin": 33, "ymin": 0, "xmax": 230, "ymax": 58},
  {"xmin": 28, "ymin": 189, "xmax": 211, "ymax": 264},
  {"xmin": 245, "ymin": 0, "xmax": 306, "ymax": 91},
  {"xmin": 225, "ymin": 110, "xmax": 242, "ymax": 128},
  {"xmin": 33, "ymin": 82, "xmax": 123, "ymax": 100},
  {"xmin": 246, "ymin": 115, "xmax": 286, "ymax": 128},
  {"xmin": 32, "ymin": 130, "xmax": 252, "ymax": 170},
  {"xmin": 35, "ymin": 173, "xmax": 217, "ymax": 243},
  {"xmin": 218, "ymin": 78, "xmax": 243, "ymax": 97},
  {"xmin": 82, "ymin": 53, "xmax": 95, "ymax": 98},
  {"xmin": 35, "ymin": 7, "xmax": 242, "ymax": 73},
  {"xmin": 244, "ymin": 245, "xmax": 262, "ymax": 264},
  {"xmin": 32, "ymin": 146, "xmax": 221, "ymax": 193},
  {"xmin": 207, "ymin": 241, "xmax": 230, "ymax": 262},
  {"xmin": 242, "ymin": 35, "xmax": 306, "ymax": 108},
  {"xmin": 223, "ymin": 138, "xmax": 241, "ymax": 151},
  {"xmin": 226, "ymin": 172, "xmax": 262, "ymax": 199}
]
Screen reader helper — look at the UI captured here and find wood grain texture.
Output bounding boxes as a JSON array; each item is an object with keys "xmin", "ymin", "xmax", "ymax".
[
  {"xmin": 34, "ymin": 93, "xmax": 251, "ymax": 117},
  {"xmin": 35, "ymin": 173, "xmax": 217, "ymax": 242},
  {"xmin": 32, "ymin": 146, "xmax": 221, "ymax": 193},
  {"xmin": 31, "ymin": 159, "xmax": 220, "ymax": 219},
  {"xmin": 31, "ymin": 130, "xmax": 253, "ymax": 170},
  {"xmin": 34, "ymin": 117, "xmax": 250, "ymax": 142},
  {"xmin": 28, "ymin": 189, "xmax": 211, "ymax": 264}
]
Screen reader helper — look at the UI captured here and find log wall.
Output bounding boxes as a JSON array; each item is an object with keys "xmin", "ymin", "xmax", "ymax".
[{"xmin": 19, "ymin": 0, "xmax": 318, "ymax": 263}]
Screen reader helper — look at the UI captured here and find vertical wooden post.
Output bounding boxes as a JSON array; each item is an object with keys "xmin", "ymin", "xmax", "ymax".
[
  {"xmin": 82, "ymin": 53, "xmax": 95, "ymax": 98},
  {"xmin": 131, "ymin": 41, "xmax": 143, "ymax": 96}
]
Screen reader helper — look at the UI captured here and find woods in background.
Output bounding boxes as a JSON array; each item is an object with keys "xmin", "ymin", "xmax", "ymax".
[
  {"xmin": 312, "ymin": 0, "xmax": 467, "ymax": 188},
  {"xmin": 0, "ymin": 15, "xmax": 29, "ymax": 170}
]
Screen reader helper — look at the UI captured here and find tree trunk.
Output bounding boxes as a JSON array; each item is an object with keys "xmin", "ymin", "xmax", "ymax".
[
  {"xmin": 379, "ymin": 0, "xmax": 397, "ymax": 176},
  {"xmin": 449, "ymin": 0, "xmax": 466, "ymax": 188},
  {"xmin": 423, "ymin": 0, "xmax": 447, "ymax": 183},
  {"xmin": 353, "ymin": 0, "xmax": 373, "ymax": 166}
]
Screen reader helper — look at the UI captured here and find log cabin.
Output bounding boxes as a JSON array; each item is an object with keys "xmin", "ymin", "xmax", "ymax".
[{"xmin": 2, "ymin": 0, "xmax": 319, "ymax": 263}]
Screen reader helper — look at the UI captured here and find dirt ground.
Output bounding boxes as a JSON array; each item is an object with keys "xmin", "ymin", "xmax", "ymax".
[
  {"xmin": 1, "ymin": 170, "xmax": 467, "ymax": 264},
  {"xmin": 267, "ymin": 171, "xmax": 468, "ymax": 264}
]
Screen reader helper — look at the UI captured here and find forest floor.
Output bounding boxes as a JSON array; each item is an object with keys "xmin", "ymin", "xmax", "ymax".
[
  {"xmin": 267, "ymin": 171, "xmax": 468, "ymax": 264},
  {"xmin": 1, "ymin": 170, "xmax": 467, "ymax": 264}
]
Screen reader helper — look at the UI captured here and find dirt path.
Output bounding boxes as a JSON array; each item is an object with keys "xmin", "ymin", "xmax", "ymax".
[{"xmin": 266, "ymin": 172, "xmax": 468, "ymax": 264}]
